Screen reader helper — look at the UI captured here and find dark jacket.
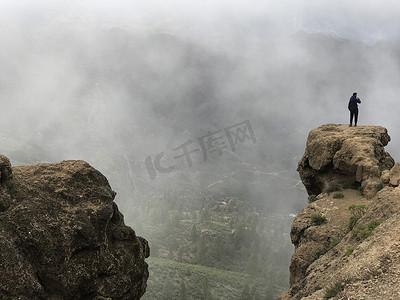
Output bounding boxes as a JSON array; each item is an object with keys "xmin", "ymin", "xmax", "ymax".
[{"xmin": 348, "ymin": 95, "xmax": 361, "ymax": 111}]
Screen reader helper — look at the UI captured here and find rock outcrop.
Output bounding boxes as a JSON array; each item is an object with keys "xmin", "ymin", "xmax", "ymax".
[
  {"xmin": 298, "ymin": 124, "xmax": 394, "ymax": 198},
  {"xmin": 0, "ymin": 155, "xmax": 149, "ymax": 299},
  {"xmin": 279, "ymin": 124, "xmax": 400, "ymax": 300}
]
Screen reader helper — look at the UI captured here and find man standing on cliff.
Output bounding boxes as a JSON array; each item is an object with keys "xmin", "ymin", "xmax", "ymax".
[{"xmin": 348, "ymin": 92, "xmax": 361, "ymax": 127}]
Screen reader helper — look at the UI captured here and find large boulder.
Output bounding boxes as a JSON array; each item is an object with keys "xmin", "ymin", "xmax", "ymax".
[
  {"xmin": 0, "ymin": 154, "xmax": 12, "ymax": 183},
  {"xmin": 297, "ymin": 124, "xmax": 394, "ymax": 198},
  {"xmin": 0, "ymin": 156, "xmax": 149, "ymax": 299}
]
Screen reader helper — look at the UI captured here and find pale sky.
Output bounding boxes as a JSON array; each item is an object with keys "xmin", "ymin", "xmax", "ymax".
[{"xmin": 1, "ymin": 0, "xmax": 400, "ymax": 42}]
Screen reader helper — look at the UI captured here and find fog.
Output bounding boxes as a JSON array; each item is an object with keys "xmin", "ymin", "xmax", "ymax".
[
  {"xmin": 2, "ymin": 0, "xmax": 400, "ymax": 221},
  {"xmin": 1, "ymin": 1, "xmax": 400, "ymax": 297}
]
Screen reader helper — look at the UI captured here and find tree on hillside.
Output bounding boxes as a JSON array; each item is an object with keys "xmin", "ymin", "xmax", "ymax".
[
  {"xmin": 180, "ymin": 280, "xmax": 187, "ymax": 300},
  {"xmin": 177, "ymin": 246, "xmax": 184, "ymax": 263},
  {"xmin": 191, "ymin": 224, "xmax": 199, "ymax": 241},
  {"xmin": 251, "ymin": 285, "xmax": 262, "ymax": 300},
  {"xmin": 162, "ymin": 278, "xmax": 175, "ymax": 300},
  {"xmin": 196, "ymin": 239, "xmax": 208, "ymax": 266},
  {"xmin": 201, "ymin": 278, "xmax": 212, "ymax": 300},
  {"xmin": 240, "ymin": 284, "xmax": 251, "ymax": 300},
  {"xmin": 246, "ymin": 252, "xmax": 259, "ymax": 275},
  {"xmin": 213, "ymin": 235, "xmax": 224, "ymax": 260}
]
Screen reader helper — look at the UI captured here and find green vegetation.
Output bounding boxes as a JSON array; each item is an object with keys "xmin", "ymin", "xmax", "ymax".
[
  {"xmin": 143, "ymin": 257, "xmax": 270, "ymax": 300},
  {"xmin": 348, "ymin": 204, "xmax": 366, "ymax": 230},
  {"xmin": 311, "ymin": 214, "xmax": 327, "ymax": 225},
  {"xmin": 308, "ymin": 194, "xmax": 317, "ymax": 203},
  {"xmin": 352, "ymin": 220, "xmax": 382, "ymax": 240},
  {"xmin": 348, "ymin": 216, "xmax": 361, "ymax": 230},
  {"xmin": 376, "ymin": 182, "xmax": 384, "ymax": 191},
  {"xmin": 333, "ymin": 192, "xmax": 344, "ymax": 199},
  {"xmin": 127, "ymin": 189, "xmax": 293, "ymax": 300},
  {"xmin": 358, "ymin": 186, "xmax": 364, "ymax": 196},
  {"xmin": 341, "ymin": 182, "xmax": 352, "ymax": 189},
  {"xmin": 345, "ymin": 248, "xmax": 354, "ymax": 256},
  {"xmin": 324, "ymin": 282, "xmax": 344, "ymax": 299},
  {"xmin": 180, "ymin": 280, "xmax": 187, "ymax": 300},
  {"xmin": 349, "ymin": 204, "xmax": 366, "ymax": 217},
  {"xmin": 309, "ymin": 245, "xmax": 327, "ymax": 262},
  {"xmin": 367, "ymin": 220, "xmax": 382, "ymax": 231},
  {"xmin": 342, "ymin": 181, "xmax": 360, "ymax": 190},
  {"xmin": 329, "ymin": 237, "xmax": 341, "ymax": 249},
  {"xmin": 357, "ymin": 227, "xmax": 370, "ymax": 240},
  {"xmin": 327, "ymin": 183, "xmax": 342, "ymax": 193}
]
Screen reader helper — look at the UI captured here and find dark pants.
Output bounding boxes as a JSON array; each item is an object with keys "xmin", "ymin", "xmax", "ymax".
[{"xmin": 350, "ymin": 108, "xmax": 359, "ymax": 125}]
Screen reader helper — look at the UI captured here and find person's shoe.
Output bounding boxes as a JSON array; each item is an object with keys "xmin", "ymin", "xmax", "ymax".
[
  {"xmin": 349, "ymin": 124, "xmax": 353, "ymax": 127},
  {"xmin": 354, "ymin": 124, "xmax": 357, "ymax": 127}
]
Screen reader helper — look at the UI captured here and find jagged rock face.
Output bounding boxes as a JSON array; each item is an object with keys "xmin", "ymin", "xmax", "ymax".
[
  {"xmin": 0, "ymin": 156, "xmax": 149, "ymax": 300},
  {"xmin": 298, "ymin": 124, "xmax": 394, "ymax": 198}
]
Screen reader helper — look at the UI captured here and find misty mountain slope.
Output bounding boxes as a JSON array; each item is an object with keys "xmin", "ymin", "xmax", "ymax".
[
  {"xmin": 131, "ymin": 189, "xmax": 293, "ymax": 300},
  {"xmin": 3, "ymin": 29, "xmax": 400, "ymax": 170},
  {"xmin": 3, "ymin": 28, "xmax": 400, "ymax": 168},
  {"xmin": 143, "ymin": 257, "xmax": 273, "ymax": 300}
]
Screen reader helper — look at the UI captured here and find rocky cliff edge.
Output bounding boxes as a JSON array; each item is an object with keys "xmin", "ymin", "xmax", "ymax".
[
  {"xmin": 0, "ymin": 154, "xmax": 149, "ymax": 300},
  {"xmin": 279, "ymin": 124, "xmax": 400, "ymax": 299}
]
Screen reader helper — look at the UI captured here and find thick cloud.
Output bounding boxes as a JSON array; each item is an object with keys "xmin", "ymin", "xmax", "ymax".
[{"xmin": 1, "ymin": 1, "xmax": 400, "ymax": 210}]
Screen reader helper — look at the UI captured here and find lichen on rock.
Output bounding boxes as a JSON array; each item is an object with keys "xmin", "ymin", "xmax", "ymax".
[{"xmin": 0, "ymin": 156, "xmax": 149, "ymax": 299}]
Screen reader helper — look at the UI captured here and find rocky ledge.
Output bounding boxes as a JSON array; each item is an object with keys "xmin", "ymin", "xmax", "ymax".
[
  {"xmin": 0, "ymin": 154, "xmax": 149, "ymax": 300},
  {"xmin": 279, "ymin": 124, "xmax": 400, "ymax": 299},
  {"xmin": 298, "ymin": 124, "xmax": 394, "ymax": 198}
]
